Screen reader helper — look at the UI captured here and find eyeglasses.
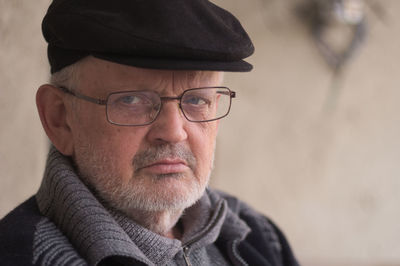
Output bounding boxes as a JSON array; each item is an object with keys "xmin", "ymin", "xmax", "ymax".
[{"xmin": 59, "ymin": 86, "xmax": 236, "ymax": 126}]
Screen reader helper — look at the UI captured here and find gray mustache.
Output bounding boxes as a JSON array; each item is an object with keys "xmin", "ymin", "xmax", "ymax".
[{"xmin": 133, "ymin": 144, "xmax": 197, "ymax": 172}]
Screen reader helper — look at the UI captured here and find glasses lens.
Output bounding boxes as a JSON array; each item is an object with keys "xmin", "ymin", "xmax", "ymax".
[
  {"xmin": 181, "ymin": 87, "xmax": 232, "ymax": 122},
  {"xmin": 106, "ymin": 91, "xmax": 160, "ymax": 125}
]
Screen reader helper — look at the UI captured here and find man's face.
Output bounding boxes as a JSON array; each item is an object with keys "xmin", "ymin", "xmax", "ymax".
[{"xmin": 67, "ymin": 57, "xmax": 222, "ymax": 213}]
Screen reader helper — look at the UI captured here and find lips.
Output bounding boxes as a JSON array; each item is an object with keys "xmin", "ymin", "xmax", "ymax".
[{"xmin": 140, "ymin": 159, "xmax": 189, "ymax": 175}]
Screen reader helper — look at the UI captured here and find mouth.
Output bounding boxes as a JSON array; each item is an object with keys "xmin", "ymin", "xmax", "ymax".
[{"xmin": 139, "ymin": 158, "xmax": 189, "ymax": 175}]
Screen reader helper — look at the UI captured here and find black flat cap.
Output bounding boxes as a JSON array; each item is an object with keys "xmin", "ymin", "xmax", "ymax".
[{"xmin": 42, "ymin": 0, "xmax": 255, "ymax": 74}]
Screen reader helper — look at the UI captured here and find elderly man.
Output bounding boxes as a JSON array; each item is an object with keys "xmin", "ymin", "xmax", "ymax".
[{"xmin": 0, "ymin": 0, "xmax": 298, "ymax": 265}]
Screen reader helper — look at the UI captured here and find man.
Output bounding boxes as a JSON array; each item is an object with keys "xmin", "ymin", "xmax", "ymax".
[{"xmin": 0, "ymin": 0, "xmax": 299, "ymax": 265}]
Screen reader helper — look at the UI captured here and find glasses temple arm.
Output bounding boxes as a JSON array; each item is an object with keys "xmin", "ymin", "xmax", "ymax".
[{"xmin": 59, "ymin": 86, "xmax": 107, "ymax": 105}]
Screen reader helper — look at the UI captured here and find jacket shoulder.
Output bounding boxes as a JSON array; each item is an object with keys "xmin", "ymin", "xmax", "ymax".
[
  {"xmin": 211, "ymin": 189, "xmax": 299, "ymax": 266},
  {"xmin": 0, "ymin": 196, "xmax": 42, "ymax": 266}
]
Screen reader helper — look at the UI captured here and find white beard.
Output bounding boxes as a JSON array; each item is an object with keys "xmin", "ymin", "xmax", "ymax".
[{"xmin": 74, "ymin": 143, "xmax": 212, "ymax": 213}]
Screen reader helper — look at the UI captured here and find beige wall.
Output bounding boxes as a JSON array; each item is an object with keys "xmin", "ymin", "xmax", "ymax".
[
  {"xmin": 0, "ymin": 0, "xmax": 50, "ymax": 216},
  {"xmin": 1, "ymin": 1, "xmax": 399, "ymax": 265}
]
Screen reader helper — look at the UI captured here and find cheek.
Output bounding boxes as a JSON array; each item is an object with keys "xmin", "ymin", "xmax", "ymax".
[
  {"xmin": 189, "ymin": 123, "xmax": 218, "ymax": 174},
  {"xmin": 101, "ymin": 130, "xmax": 147, "ymax": 169},
  {"xmin": 70, "ymin": 104, "xmax": 110, "ymax": 146},
  {"xmin": 74, "ymin": 123, "xmax": 148, "ymax": 176}
]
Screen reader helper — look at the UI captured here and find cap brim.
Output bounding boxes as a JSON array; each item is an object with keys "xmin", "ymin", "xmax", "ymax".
[{"xmin": 92, "ymin": 53, "xmax": 253, "ymax": 72}]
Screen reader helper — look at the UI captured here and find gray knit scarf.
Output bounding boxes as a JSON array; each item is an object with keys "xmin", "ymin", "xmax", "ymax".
[{"xmin": 33, "ymin": 147, "xmax": 250, "ymax": 266}]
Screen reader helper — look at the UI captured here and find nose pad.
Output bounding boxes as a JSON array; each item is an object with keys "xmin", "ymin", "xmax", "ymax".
[
  {"xmin": 149, "ymin": 104, "xmax": 161, "ymax": 121},
  {"xmin": 177, "ymin": 102, "xmax": 184, "ymax": 115}
]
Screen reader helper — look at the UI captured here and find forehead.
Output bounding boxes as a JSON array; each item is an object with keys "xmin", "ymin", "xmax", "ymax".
[{"xmin": 75, "ymin": 57, "xmax": 223, "ymax": 95}]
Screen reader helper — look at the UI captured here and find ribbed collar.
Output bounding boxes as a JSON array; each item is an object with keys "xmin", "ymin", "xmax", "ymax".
[
  {"xmin": 36, "ymin": 147, "xmax": 239, "ymax": 265},
  {"xmin": 207, "ymin": 190, "xmax": 251, "ymax": 244}
]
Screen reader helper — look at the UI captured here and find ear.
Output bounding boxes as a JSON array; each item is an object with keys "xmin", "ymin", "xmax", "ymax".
[{"xmin": 36, "ymin": 84, "xmax": 74, "ymax": 156}]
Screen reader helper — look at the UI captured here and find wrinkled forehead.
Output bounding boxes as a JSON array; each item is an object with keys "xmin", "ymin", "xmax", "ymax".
[
  {"xmin": 172, "ymin": 70, "xmax": 224, "ymax": 88},
  {"xmin": 75, "ymin": 56, "xmax": 224, "ymax": 95}
]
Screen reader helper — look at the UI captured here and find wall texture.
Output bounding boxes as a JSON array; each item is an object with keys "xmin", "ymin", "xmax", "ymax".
[
  {"xmin": 211, "ymin": 1, "xmax": 400, "ymax": 265},
  {"xmin": 1, "ymin": 0, "xmax": 399, "ymax": 265},
  {"xmin": 0, "ymin": 0, "xmax": 49, "ymax": 219}
]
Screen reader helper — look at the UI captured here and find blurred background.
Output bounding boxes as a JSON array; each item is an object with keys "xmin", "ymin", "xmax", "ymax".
[{"xmin": 0, "ymin": 0, "xmax": 399, "ymax": 265}]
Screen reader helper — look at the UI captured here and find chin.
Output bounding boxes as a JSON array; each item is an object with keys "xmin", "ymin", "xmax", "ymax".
[{"xmin": 99, "ymin": 175, "xmax": 208, "ymax": 213}]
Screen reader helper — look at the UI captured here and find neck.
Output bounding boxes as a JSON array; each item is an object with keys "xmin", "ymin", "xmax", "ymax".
[{"xmin": 125, "ymin": 208, "xmax": 184, "ymax": 239}]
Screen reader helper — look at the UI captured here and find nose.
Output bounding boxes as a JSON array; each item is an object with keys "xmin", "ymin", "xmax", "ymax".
[{"xmin": 146, "ymin": 101, "xmax": 188, "ymax": 144}]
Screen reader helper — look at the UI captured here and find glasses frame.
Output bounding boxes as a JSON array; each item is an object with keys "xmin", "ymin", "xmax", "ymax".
[{"xmin": 59, "ymin": 86, "xmax": 236, "ymax": 126}]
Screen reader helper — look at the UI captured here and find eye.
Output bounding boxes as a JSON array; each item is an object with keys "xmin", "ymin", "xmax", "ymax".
[
  {"xmin": 183, "ymin": 95, "xmax": 209, "ymax": 106},
  {"xmin": 114, "ymin": 93, "xmax": 152, "ymax": 107},
  {"xmin": 120, "ymin": 95, "xmax": 142, "ymax": 105}
]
